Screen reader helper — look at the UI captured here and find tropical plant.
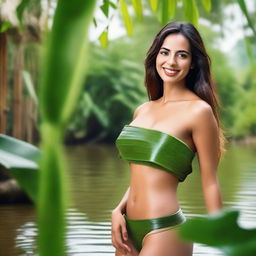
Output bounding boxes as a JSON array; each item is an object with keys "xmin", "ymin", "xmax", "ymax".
[
  {"xmin": 0, "ymin": 0, "xmax": 41, "ymax": 140},
  {"xmin": 231, "ymin": 63, "xmax": 256, "ymax": 137},
  {"xmin": 1, "ymin": 0, "xmax": 255, "ymax": 141},
  {"xmin": 180, "ymin": 208, "xmax": 256, "ymax": 256},
  {"xmin": 33, "ymin": 0, "xmax": 256, "ymax": 254},
  {"xmin": 37, "ymin": 1, "xmax": 96, "ymax": 255},
  {"xmin": 0, "ymin": 134, "xmax": 39, "ymax": 202},
  {"xmin": 97, "ymin": 0, "xmax": 256, "ymax": 60},
  {"xmin": 67, "ymin": 29, "xmax": 151, "ymax": 142}
]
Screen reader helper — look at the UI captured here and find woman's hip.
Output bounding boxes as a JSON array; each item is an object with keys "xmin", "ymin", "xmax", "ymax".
[{"xmin": 123, "ymin": 209, "xmax": 186, "ymax": 252}]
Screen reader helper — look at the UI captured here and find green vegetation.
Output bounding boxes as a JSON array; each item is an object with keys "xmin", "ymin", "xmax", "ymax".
[
  {"xmin": 67, "ymin": 20, "xmax": 256, "ymax": 143},
  {"xmin": 67, "ymin": 17, "xmax": 159, "ymax": 142},
  {"xmin": 0, "ymin": 134, "xmax": 39, "ymax": 202},
  {"xmin": 230, "ymin": 63, "xmax": 256, "ymax": 137},
  {"xmin": 1, "ymin": 0, "xmax": 256, "ymax": 142},
  {"xmin": 180, "ymin": 209, "xmax": 256, "ymax": 256},
  {"xmin": 37, "ymin": 1, "xmax": 96, "ymax": 255}
]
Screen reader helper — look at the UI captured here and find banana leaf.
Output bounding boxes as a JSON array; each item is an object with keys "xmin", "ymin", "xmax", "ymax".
[
  {"xmin": 180, "ymin": 208, "xmax": 256, "ymax": 256},
  {"xmin": 0, "ymin": 134, "xmax": 40, "ymax": 202}
]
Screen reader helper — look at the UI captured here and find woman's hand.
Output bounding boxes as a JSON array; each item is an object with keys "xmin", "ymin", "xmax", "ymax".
[{"xmin": 111, "ymin": 208, "xmax": 131, "ymax": 254}]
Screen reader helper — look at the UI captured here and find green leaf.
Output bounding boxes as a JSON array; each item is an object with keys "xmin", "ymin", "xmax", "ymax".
[
  {"xmin": 0, "ymin": 21, "xmax": 12, "ymax": 32},
  {"xmin": 109, "ymin": 1, "xmax": 117, "ymax": 9},
  {"xmin": 161, "ymin": 0, "xmax": 169, "ymax": 25},
  {"xmin": 0, "ymin": 134, "xmax": 40, "ymax": 202},
  {"xmin": 244, "ymin": 36, "xmax": 253, "ymax": 64},
  {"xmin": 168, "ymin": 0, "xmax": 177, "ymax": 18},
  {"xmin": 132, "ymin": 0, "xmax": 143, "ymax": 21},
  {"xmin": 180, "ymin": 209, "xmax": 256, "ymax": 256},
  {"xmin": 237, "ymin": 0, "xmax": 256, "ymax": 35},
  {"xmin": 39, "ymin": 0, "xmax": 96, "ymax": 126},
  {"xmin": 99, "ymin": 29, "xmax": 109, "ymax": 48},
  {"xmin": 182, "ymin": 0, "xmax": 191, "ymax": 22},
  {"xmin": 93, "ymin": 17, "xmax": 97, "ymax": 27},
  {"xmin": 182, "ymin": 0, "xmax": 199, "ymax": 27},
  {"xmin": 16, "ymin": 0, "xmax": 29, "ymax": 27},
  {"xmin": 100, "ymin": 0, "xmax": 109, "ymax": 18},
  {"xmin": 91, "ymin": 103, "xmax": 109, "ymax": 128},
  {"xmin": 200, "ymin": 0, "xmax": 211, "ymax": 12},
  {"xmin": 39, "ymin": 124, "xmax": 67, "ymax": 256},
  {"xmin": 38, "ymin": 0, "xmax": 96, "ymax": 255},
  {"xmin": 150, "ymin": 0, "xmax": 158, "ymax": 12},
  {"xmin": 22, "ymin": 70, "xmax": 38, "ymax": 105},
  {"xmin": 193, "ymin": 4, "xmax": 199, "ymax": 27},
  {"xmin": 119, "ymin": 0, "xmax": 133, "ymax": 36}
]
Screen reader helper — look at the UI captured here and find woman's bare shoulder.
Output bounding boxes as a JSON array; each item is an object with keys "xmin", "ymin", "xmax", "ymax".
[
  {"xmin": 190, "ymin": 99, "xmax": 213, "ymax": 115},
  {"xmin": 133, "ymin": 101, "xmax": 151, "ymax": 119},
  {"xmin": 189, "ymin": 100, "xmax": 216, "ymax": 127}
]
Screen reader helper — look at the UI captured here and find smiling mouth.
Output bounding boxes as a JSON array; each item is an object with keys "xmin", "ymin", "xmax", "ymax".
[{"xmin": 163, "ymin": 68, "xmax": 180, "ymax": 76}]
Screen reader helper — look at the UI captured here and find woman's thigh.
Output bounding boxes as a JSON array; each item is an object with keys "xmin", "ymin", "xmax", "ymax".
[{"xmin": 139, "ymin": 228, "xmax": 193, "ymax": 256}]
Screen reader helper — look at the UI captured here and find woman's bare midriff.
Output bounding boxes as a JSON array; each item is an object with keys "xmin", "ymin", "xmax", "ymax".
[{"xmin": 126, "ymin": 163, "xmax": 180, "ymax": 219}]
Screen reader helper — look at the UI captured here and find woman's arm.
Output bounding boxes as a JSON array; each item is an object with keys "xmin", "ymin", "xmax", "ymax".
[
  {"xmin": 111, "ymin": 103, "xmax": 145, "ymax": 253},
  {"xmin": 192, "ymin": 102, "xmax": 223, "ymax": 214},
  {"xmin": 111, "ymin": 187, "xmax": 131, "ymax": 253},
  {"xmin": 112, "ymin": 187, "xmax": 130, "ymax": 214}
]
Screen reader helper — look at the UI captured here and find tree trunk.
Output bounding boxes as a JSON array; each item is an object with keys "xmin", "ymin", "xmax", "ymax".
[
  {"xmin": 23, "ymin": 44, "xmax": 39, "ymax": 143},
  {"xmin": 23, "ymin": 97, "xmax": 36, "ymax": 143},
  {"xmin": 0, "ymin": 32, "xmax": 8, "ymax": 134},
  {"xmin": 13, "ymin": 34, "xmax": 24, "ymax": 139}
]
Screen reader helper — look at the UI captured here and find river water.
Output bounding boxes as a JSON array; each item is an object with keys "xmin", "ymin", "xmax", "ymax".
[{"xmin": 0, "ymin": 143, "xmax": 256, "ymax": 256}]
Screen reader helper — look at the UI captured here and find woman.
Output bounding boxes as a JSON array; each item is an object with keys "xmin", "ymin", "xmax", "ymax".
[{"xmin": 112, "ymin": 21, "xmax": 225, "ymax": 256}]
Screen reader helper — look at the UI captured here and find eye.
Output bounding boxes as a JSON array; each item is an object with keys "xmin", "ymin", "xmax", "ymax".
[
  {"xmin": 177, "ymin": 53, "xmax": 188, "ymax": 58},
  {"xmin": 160, "ymin": 51, "xmax": 168, "ymax": 56}
]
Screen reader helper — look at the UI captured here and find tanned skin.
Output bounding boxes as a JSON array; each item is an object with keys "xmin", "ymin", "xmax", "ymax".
[{"xmin": 111, "ymin": 33, "xmax": 222, "ymax": 256}]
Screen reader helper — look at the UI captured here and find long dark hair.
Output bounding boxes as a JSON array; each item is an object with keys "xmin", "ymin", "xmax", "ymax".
[{"xmin": 144, "ymin": 21, "xmax": 226, "ymax": 157}]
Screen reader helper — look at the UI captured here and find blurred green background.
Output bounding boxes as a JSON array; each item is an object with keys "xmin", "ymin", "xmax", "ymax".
[{"xmin": 1, "ymin": 0, "xmax": 255, "ymax": 144}]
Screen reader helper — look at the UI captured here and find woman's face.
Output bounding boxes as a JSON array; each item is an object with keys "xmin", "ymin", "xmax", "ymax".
[{"xmin": 156, "ymin": 33, "xmax": 193, "ymax": 86}]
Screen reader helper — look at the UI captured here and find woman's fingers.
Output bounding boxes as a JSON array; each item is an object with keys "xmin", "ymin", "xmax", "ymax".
[
  {"xmin": 112, "ymin": 226, "xmax": 131, "ymax": 253},
  {"xmin": 111, "ymin": 211, "xmax": 131, "ymax": 253},
  {"xmin": 112, "ymin": 227, "xmax": 125, "ymax": 250},
  {"xmin": 121, "ymin": 221, "xmax": 128, "ymax": 241},
  {"xmin": 120, "ymin": 219, "xmax": 131, "ymax": 252}
]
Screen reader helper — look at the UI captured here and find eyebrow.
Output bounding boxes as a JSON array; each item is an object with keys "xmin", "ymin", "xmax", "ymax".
[{"xmin": 160, "ymin": 47, "xmax": 190, "ymax": 55}]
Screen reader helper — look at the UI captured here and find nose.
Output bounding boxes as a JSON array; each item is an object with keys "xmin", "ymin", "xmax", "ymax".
[{"xmin": 166, "ymin": 53, "xmax": 177, "ymax": 66}]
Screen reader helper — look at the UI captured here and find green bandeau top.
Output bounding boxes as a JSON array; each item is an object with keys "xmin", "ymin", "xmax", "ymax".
[{"xmin": 115, "ymin": 125, "xmax": 196, "ymax": 182}]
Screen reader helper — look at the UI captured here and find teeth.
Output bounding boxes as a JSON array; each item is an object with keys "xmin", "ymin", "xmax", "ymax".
[{"xmin": 164, "ymin": 68, "xmax": 179, "ymax": 74}]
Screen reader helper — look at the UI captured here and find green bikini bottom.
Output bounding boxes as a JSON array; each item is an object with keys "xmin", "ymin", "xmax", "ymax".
[{"xmin": 124, "ymin": 209, "xmax": 186, "ymax": 252}]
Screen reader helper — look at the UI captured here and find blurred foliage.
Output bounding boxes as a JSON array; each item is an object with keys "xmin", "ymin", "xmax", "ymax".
[
  {"xmin": 37, "ymin": 0, "xmax": 96, "ymax": 255},
  {"xmin": 1, "ymin": 0, "xmax": 256, "ymax": 142},
  {"xmin": 0, "ymin": 134, "xmax": 39, "ymax": 202},
  {"xmin": 67, "ymin": 19, "xmax": 256, "ymax": 143},
  {"xmin": 230, "ymin": 63, "xmax": 256, "ymax": 137},
  {"xmin": 67, "ymin": 16, "xmax": 161, "ymax": 143},
  {"xmin": 96, "ymin": 0, "xmax": 255, "ymax": 60},
  {"xmin": 180, "ymin": 208, "xmax": 256, "ymax": 256},
  {"xmin": 213, "ymin": 33, "xmax": 256, "ymax": 138},
  {"xmin": 198, "ymin": 26, "xmax": 241, "ymax": 137}
]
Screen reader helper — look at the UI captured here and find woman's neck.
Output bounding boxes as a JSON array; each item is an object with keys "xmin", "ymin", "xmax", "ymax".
[{"xmin": 161, "ymin": 82, "xmax": 189, "ymax": 102}]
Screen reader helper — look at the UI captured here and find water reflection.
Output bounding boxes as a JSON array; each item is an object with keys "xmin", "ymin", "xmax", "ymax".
[
  {"xmin": 15, "ymin": 208, "xmax": 114, "ymax": 256},
  {"xmin": 0, "ymin": 143, "xmax": 255, "ymax": 255},
  {"xmin": 0, "ymin": 205, "xmax": 35, "ymax": 256}
]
